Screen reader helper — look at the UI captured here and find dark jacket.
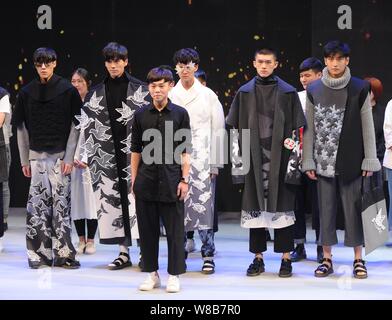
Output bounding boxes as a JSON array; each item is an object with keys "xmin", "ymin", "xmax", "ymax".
[{"xmin": 226, "ymin": 76, "xmax": 306, "ymax": 213}]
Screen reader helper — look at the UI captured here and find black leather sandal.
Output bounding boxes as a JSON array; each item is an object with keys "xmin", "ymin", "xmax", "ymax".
[{"xmin": 314, "ymin": 257, "xmax": 333, "ymax": 277}]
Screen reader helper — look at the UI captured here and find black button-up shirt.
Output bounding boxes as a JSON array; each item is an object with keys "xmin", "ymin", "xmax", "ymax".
[{"xmin": 131, "ymin": 100, "xmax": 191, "ymax": 202}]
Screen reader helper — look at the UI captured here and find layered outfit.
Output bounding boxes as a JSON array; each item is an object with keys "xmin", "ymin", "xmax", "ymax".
[
  {"xmin": 77, "ymin": 72, "xmax": 150, "ymax": 245},
  {"xmin": 302, "ymin": 67, "xmax": 381, "ymax": 247},
  {"xmin": 226, "ymin": 75, "xmax": 306, "ymax": 254},
  {"xmin": 12, "ymin": 74, "xmax": 82, "ymax": 267},
  {"xmin": 169, "ymin": 79, "xmax": 225, "ymax": 259}
]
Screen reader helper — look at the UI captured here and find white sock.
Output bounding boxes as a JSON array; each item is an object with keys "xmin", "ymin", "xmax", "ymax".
[{"xmin": 119, "ymin": 245, "xmax": 128, "ymax": 254}]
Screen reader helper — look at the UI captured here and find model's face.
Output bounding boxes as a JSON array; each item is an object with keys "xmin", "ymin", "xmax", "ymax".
[
  {"xmin": 175, "ymin": 62, "xmax": 198, "ymax": 82},
  {"xmin": 324, "ymin": 54, "xmax": 349, "ymax": 79},
  {"xmin": 148, "ymin": 79, "xmax": 174, "ymax": 104},
  {"xmin": 299, "ymin": 69, "xmax": 322, "ymax": 90},
  {"xmin": 35, "ymin": 61, "xmax": 56, "ymax": 81},
  {"xmin": 253, "ymin": 54, "xmax": 278, "ymax": 78},
  {"xmin": 71, "ymin": 73, "xmax": 88, "ymax": 98},
  {"xmin": 105, "ymin": 59, "xmax": 128, "ymax": 78}
]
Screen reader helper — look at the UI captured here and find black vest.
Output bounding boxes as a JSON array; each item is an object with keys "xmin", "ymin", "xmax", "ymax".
[{"xmin": 308, "ymin": 77, "xmax": 370, "ymax": 182}]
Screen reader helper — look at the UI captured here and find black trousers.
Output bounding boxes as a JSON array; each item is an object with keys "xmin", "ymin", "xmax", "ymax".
[
  {"xmin": 294, "ymin": 175, "xmax": 320, "ymax": 243},
  {"xmin": 249, "ymin": 225, "xmax": 294, "ymax": 254},
  {"xmin": 74, "ymin": 219, "xmax": 98, "ymax": 240},
  {"xmin": 0, "ymin": 183, "xmax": 3, "ymax": 238},
  {"xmin": 136, "ymin": 198, "xmax": 186, "ymax": 275}
]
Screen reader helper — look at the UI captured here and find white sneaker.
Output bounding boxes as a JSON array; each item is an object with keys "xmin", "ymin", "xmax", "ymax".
[
  {"xmin": 166, "ymin": 275, "xmax": 180, "ymax": 293},
  {"xmin": 139, "ymin": 272, "xmax": 161, "ymax": 291},
  {"xmin": 185, "ymin": 239, "xmax": 196, "ymax": 253},
  {"xmin": 85, "ymin": 242, "xmax": 96, "ymax": 254},
  {"xmin": 76, "ymin": 242, "xmax": 86, "ymax": 255}
]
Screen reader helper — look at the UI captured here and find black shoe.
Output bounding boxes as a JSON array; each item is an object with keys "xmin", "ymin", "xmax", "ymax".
[
  {"xmin": 246, "ymin": 257, "xmax": 265, "ymax": 276},
  {"xmin": 138, "ymin": 254, "xmax": 144, "ymax": 270},
  {"xmin": 317, "ymin": 246, "xmax": 324, "ymax": 263},
  {"xmin": 185, "ymin": 250, "xmax": 188, "ymax": 260},
  {"xmin": 3, "ymin": 222, "xmax": 8, "ymax": 232},
  {"xmin": 290, "ymin": 244, "xmax": 307, "ymax": 262},
  {"xmin": 54, "ymin": 258, "xmax": 81, "ymax": 269},
  {"xmin": 266, "ymin": 230, "xmax": 272, "ymax": 242},
  {"xmin": 279, "ymin": 259, "xmax": 293, "ymax": 278}
]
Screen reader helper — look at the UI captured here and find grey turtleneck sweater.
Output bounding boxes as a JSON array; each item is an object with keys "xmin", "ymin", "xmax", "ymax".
[{"xmin": 302, "ymin": 67, "xmax": 380, "ymax": 177}]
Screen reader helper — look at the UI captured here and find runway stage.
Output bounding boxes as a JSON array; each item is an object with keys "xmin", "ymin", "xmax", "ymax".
[{"xmin": 1, "ymin": 208, "xmax": 392, "ymax": 300}]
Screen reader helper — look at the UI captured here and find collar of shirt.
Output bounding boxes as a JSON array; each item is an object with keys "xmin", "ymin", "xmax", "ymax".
[{"xmin": 148, "ymin": 99, "xmax": 173, "ymax": 113}]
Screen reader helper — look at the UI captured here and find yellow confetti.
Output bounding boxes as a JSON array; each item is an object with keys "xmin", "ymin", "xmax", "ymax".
[
  {"xmin": 18, "ymin": 76, "xmax": 23, "ymax": 82},
  {"xmin": 228, "ymin": 72, "xmax": 237, "ymax": 79},
  {"xmin": 60, "ymin": 30, "xmax": 65, "ymax": 34},
  {"xmin": 18, "ymin": 64, "xmax": 23, "ymax": 70},
  {"xmin": 254, "ymin": 35, "xmax": 260, "ymax": 40},
  {"xmin": 14, "ymin": 84, "xmax": 19, "ymax": 90},
  {"xmin": 24, "ymin": 58, "xmax": 28, "ymax": 63}
]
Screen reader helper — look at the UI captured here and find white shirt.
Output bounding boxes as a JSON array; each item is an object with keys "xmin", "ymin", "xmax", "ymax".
[
  {"xmin": 298, "ymin": 90, "xmax": 307, "ymax": 114},
  {"xmin": 383, "ymin": 99, "xmax": 392, "ymax": 169},
  {"xmin": 0, "ymin": 95, "xmax": 10, "ymax": 113},
  {"xmin": 0, "ymin": 94, "xmax": 11, "ymax": 144}
]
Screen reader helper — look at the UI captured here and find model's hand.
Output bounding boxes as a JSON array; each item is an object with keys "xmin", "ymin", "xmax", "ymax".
[
  {"xmin": 362, "ymin": 171, "xmax": 373, "ymax": 177},
  {"xmin": 74, "ymin": 159, "xmax": 88, "ymax": 169},
  {"xmin": 306, "ymin": 170, "xmax": 318, "ymax": 180},
  {"xmin": 177, "ymin": 182, "xmax": 189, "ymax": 201},
  {"xmin": 61, "ymin": 161, "xmax": 73, "ymax": 175},
  {"xmin": 22, "ymin": 165, "xmax": 31, "ymax": 178}
]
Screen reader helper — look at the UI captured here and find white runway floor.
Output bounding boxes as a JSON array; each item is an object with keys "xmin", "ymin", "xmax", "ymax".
[{"xmin": 1, "ymin": 208, "xmax": 392, "ymax": 300}]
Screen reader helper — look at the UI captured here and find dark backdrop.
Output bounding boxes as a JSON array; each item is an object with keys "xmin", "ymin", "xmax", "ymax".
[{"xmin": 2, "ymin": 0, "xmax": 390, "ymax": 210}]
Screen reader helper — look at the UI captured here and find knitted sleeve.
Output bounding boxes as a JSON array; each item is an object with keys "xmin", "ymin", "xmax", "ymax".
[{"xmin": 361, "ymin": 93, "xmax": 381, "ymax": 172}]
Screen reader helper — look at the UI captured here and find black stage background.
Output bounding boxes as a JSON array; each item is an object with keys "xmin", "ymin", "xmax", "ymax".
[{"xmin": 1, "ymin": 0, "xmax": 391, "ymax": 208}]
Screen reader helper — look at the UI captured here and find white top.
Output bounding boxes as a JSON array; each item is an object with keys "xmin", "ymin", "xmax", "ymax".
[
  {"xmin": 298, "ymin": 90, "xmax": 306, "ymax": 114},
  {"xmin": 0, "ymin": 95, "xmax": 10, "ymax": 113},
  {"xmin": 383, "ymin": 99, "xmax": 392, "ymax": 169},
  {"xmin": 0, "ymin": 95, "xmax": 11, "ymax": 144}
]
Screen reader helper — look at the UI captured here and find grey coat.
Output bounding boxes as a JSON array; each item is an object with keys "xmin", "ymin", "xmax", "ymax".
[{"xmin": 226, "ymin": 76, "xmax": 306, "ymax": 213}]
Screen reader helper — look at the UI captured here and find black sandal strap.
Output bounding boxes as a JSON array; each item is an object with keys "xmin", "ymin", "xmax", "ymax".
[{"xmin": 111, "ymin": 253, "xmax": 129, "ymax": 266}]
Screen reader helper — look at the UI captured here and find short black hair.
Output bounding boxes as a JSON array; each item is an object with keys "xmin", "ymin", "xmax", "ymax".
[
  {"xmin": 147, "ymin": 66, "xmax": 174, "ymax": 84},
  {"xmin": 323, "ymin": 41, "xmax": 350, "ymax": 58},
  {"xmin": 254, "ymin": 48, "xmax": 278, "ymax": 60},
  {"xmin": 173, "ymin": 48, "xmax": 200, "ymax": 65},
  {"xmin": 195, "ymin": 69, "xmax": 207, "ymax": 82},
  {"xmin": 102, "ymin": 42, "xmax": 128, "ymax": 62},
  {"xmin": 299, "ymin": 57, "xmax": 323, "ymax": 73},
  {"xmin": 71, "ymin": 67, "xmax": 92, "ymax": 89},
  {"xmin": 33, "ymin": 47, "xmax": 57, "ymax": 64}
]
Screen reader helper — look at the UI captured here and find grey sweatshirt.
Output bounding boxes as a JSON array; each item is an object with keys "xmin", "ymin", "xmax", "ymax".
[{"xmin": 302, "ymin": 67, "xmax": 381, "ymax": 176}]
